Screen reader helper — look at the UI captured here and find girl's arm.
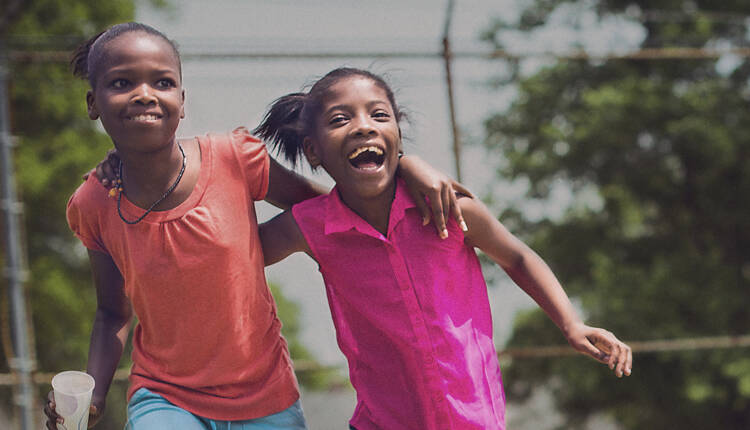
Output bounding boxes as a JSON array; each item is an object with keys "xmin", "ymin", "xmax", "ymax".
[
  {"xmin": 265, "ymin": 158, "xmax": 328, "ymax": 210},
  {"xmin": 258, "ymin": 210, "xmax": 311, "ymax": 266},
  {"xmin": 460, "ymin": 196, "xmax": 632, "ymax": 378},
  {"xmin": 86, "ymin": 249, "xmax": 132, "ymax": 415},
  {"xmin": 45, "ymin": 250, "xmax": 131, "ymax": 429}
]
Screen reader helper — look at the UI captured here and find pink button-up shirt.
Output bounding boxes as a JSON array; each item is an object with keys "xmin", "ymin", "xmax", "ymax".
[{"xmin": 292, "ymin": 179, "xmax": 505, "ymax": 430}]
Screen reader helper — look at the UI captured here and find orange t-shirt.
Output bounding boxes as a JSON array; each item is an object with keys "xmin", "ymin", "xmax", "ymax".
[{"xmin": 66, "ymin": 127, "xmax": 299, "ymax": 420}]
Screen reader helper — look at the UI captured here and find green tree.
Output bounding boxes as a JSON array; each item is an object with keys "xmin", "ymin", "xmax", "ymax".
[
  {"xmin": 2, "ymin": 2, "xmax": 137, "ymax": 428},
  {"xmin": 482, "ymin": 1, "xmax": 749, "ymax": 428}
]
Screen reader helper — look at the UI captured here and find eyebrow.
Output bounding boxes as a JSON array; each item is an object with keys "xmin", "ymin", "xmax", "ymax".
[
  {"xmin": 323, "ymin": 100, "xmax": 391, "ymax": 115},
  {"xmin": 102, "ymin": 66, "xmax": 179, "ymax": 76}
]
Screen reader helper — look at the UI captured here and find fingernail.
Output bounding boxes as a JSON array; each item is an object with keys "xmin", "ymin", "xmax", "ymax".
[
  {"xmin": 460, "ymin": 220, "xmax": 468, "ymax": 232},
  {"xmin": 440, "ymin": 229, "xmax": 448, "ymax": 239}
]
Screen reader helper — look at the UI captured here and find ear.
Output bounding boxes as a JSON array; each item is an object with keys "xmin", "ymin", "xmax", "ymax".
[
  {"xmin": 303, "ymin": 136, "xmax": 321, "ymax": 168},
  {"xmin": 179, "ymin": 88, "xmax": 186, "ymax": 119},
  {"xmin": 86, "ymin": 90, "xmax": 99, "ymax": 120}
]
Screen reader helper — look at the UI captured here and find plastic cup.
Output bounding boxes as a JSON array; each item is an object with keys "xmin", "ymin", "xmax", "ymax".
[{"xmin": 51, "ymin": 371, "xmax": 95, "ymax": 430}]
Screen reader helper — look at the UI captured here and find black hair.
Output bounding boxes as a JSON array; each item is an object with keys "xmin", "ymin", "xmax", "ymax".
[
  {"xmin": 253, "ymin": 67, "xmax": 404, "ymax": 167},
  {"xmin": 71, "ymin": 22, "xmax": 181, "ymax": 87}
]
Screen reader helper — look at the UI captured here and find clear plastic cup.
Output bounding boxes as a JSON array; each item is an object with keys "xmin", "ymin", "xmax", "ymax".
[{"xmin": 51, "ymin": 371, "xmax": 95, "ymax": 430}]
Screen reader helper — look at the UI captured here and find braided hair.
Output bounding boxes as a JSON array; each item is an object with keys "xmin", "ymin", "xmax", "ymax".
[{"xmin": 71, "ymin": 22, "xmax": 181, "ymax": 87}]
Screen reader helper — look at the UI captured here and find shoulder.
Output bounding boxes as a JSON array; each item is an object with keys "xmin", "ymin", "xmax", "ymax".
[
  {"xmin": 291, "ymin": 193, "xmax": 330, "ymax": 222},
  {"xmin": 66, "ymin": 176, "xmax": 113, "ymax": 249},
  {"xmin": 67, "ymin": 175, "xmax": 111, "ymax": 215},
  {"xmin": 457, "ymin": 195, "xmax": 502, "ymax": 245},
  {"xmin": 200, "ymin": 126, "xmax": 264, "ymax": 157},
  {"xmin": 457, "ymin": 194, "xmax": 488, "ymax": 219}
]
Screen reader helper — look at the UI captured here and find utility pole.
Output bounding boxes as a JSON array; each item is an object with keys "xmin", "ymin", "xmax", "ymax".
[
  {"xmin": 0, "ymin": 39, "xmax": 35, "ymax": 430},
  {"xmin": 442, "ymin": 0, "xmax": 462, "ymax": 182}
]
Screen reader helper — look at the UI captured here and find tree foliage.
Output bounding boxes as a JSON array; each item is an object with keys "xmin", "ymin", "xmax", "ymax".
[{"xmin": 483, "ymin": 1, "xmax": 750, "ymax": 428}]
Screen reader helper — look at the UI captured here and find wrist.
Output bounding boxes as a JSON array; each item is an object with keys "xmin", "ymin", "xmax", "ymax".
[
  {"xmin": 560, "ymin": 318, "xmax": 584, "ymax": 338},
  {"xmin": 91, "ymin": 394, "xmax": 106, "ymax": 410}
]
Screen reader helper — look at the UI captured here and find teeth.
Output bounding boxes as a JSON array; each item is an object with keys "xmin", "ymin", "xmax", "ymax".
[
  {"xmin": 131, "ymin": 114, "xmax": 159, "ymax": 121},
  {"xmin": 348, "ymin": 146, "xmax": 384, "ymax": 159}
]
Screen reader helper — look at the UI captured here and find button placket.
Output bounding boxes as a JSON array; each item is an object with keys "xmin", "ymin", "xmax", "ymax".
[{"xmin": 386, "ymin": 243, "xmax": 450, "ymax": 427}]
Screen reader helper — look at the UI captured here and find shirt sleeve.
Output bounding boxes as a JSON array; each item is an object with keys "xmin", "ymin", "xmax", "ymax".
[
  {"xmin": 66, "ymin": 181, "xmax": 107, "ymax": 253},
  {"xmin": 231, "ymin": 126, "xmax": 270, "ymax": 201}
]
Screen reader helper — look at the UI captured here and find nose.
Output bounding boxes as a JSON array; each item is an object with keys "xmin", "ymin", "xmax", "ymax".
[
  {"xmin": 351, "ymin": 113, "xmax": 376, "ymax": 137},
  {"xmin": 132, "ymin": 83, "xmax": 158, "ymax": 105}
]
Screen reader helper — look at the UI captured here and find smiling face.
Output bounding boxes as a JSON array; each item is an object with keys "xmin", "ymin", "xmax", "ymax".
[
  {"xmin": 86, "ymin": 31, "xmax": 185, "ymax": 154},
  {"xmin": 304, "ymin": 76, "xmax": 402, "ymax": 206}
]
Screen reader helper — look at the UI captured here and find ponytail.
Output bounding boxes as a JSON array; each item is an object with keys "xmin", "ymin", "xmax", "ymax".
[
  {"xmin": 253, "ymin": 93, "xmax": 308, "ymax": 167},
  {"xmin": 70, "ymin": 31, "xmax": 104, "ymax": 82}
]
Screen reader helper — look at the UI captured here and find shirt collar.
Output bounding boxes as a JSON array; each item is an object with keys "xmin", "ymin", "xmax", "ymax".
[{"xmin": 324, "ymin": 178, "xmax": 416, "ymax": 238}]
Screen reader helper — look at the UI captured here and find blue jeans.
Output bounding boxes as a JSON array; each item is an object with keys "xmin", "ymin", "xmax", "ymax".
[{"xmin": 126, "ymin": 388, "xmax": 308, "ymax": 430}]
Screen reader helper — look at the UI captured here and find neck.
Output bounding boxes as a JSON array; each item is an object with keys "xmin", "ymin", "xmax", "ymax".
[
  {"xmin": 118, "ymin": 139, "xmax": 184, "ymax": 194},
  {"xmin": 337, "ymin": 181, "xmax": 397, "ymax": 236}
]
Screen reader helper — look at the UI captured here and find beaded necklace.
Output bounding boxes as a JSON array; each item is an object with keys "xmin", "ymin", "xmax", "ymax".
[{"xmin": 116, "ymin": 142, "xmax": 186, "ymax": 225}]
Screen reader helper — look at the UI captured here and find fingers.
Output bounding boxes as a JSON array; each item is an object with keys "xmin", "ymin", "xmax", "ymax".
[
  {"xmin": 451, "ymin": 179, "xmax": 474, "ymax": 199},
  {"xmin": 44, "ymin": 391, "xmax": 63, "ymax": 429},
  {"xmin": 587, "ymin": 331, "xmax": 632, "ymax": 378},
  {"xmin": 88, "ymin": 404, "xmax": 101, "ymax": 428},
  {"xmin": 406, "ymin": 184, "xmax": 432, "ymax": 227},
  {"xmin": 95, "ymin": 163, "xmax": 109, "ymax": 187},
  {"xmin": 616, "ymin": 340, "xmax": 633, "ymax": 377},
  {"xmin": 429, "ymin": 187, "xmax": 448, "ymax": 239},
  {"xmin": 447, "ymin": 185, "xmax": 468, "ymax": 233},
  {"xmin": 100, "ymin": 160, "xmax": 118, "ymax": 185},
  {"xmin": 93, "ymin": 149, "xmax": 121, "ymax": 188}
]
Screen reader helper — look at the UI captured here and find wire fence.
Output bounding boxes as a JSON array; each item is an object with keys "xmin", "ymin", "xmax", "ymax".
[
  {"xmin": 8, "ymin": 46, "xmax": 750, "ymax": 62},
  {"xmin": 1, "ymin": 334, "xmax": 748, "ymax": 387}
]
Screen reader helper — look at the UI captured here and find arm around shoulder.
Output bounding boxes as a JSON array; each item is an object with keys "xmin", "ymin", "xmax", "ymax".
[
  {"xmin": 259, "ymin": 209, "xmax": 311, "ymax": 266},
  {"xmin": 265, "ymin": 157, "xmax": 329, "ymax": 210}
]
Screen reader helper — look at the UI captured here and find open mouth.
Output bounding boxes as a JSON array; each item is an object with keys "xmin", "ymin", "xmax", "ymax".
[
  {"xmin": 348, "ymin": 146, "xmax": 385, "ymax": 170},
  {"xmin": 128, "ymin": 114, "xmax": 162, "ymax": 122}
]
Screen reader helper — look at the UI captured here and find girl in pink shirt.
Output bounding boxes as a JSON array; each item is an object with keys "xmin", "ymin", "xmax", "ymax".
[
  {"xmin": 44, "ymin": 24, "xmax": 470, "ymax": 430},
  {"xmin": 255, "ymin": 68, "xmax": 633, "ymax": 430}
]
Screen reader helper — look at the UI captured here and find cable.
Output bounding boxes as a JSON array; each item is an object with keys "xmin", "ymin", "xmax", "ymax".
[
  {"xmin": 8, "ymin": 46, "xmax": 750, "ymax": 63},
  {"xmin": 2, "ymin": 334, "xmax": 748, "ymax": 386}
]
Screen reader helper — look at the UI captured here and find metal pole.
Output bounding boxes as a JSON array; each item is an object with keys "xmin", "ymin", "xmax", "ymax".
[
  {"xmin": 0, "ymin": 40, "xmax": 35, "ymax": 430},
  {"xmin": 442, "ymin": 0, "xmax": 462, "ymax": 182}
]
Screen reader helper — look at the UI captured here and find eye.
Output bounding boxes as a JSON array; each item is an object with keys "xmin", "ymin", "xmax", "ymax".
[
  {"xmin": 156, "ymin": 78, "xmax": 177, "ymax": 89},
  {"xmin": 372, "ymin": 110, "xmax": 391, "ymax": 121},
  {"xmin": 110, "ymin": 79, "xmax": 129, "ymax": 89},
  {"xmin": 328, "ymin": 114, "xmax": 348, "ymax": 125}
]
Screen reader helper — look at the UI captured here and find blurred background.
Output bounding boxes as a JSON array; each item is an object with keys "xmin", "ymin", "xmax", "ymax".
[{"xmin": 1, "ymin": 0, "xmax": 749, "ymax": 428}]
